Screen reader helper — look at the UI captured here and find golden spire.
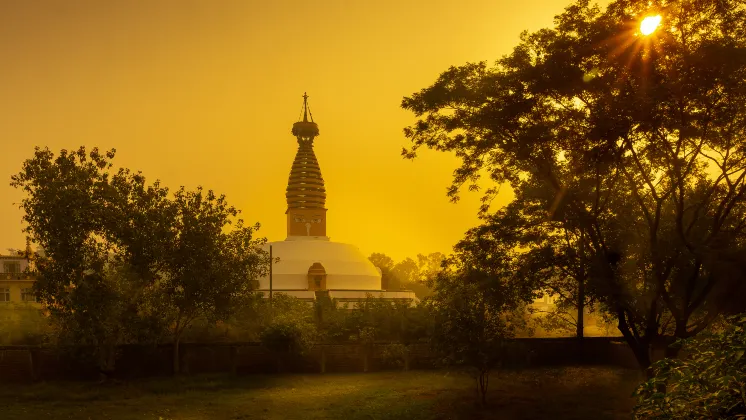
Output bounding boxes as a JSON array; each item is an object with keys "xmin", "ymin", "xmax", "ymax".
[{"xmin": 286, "ymin": 93, "xmax": 326, "ymax": 210}]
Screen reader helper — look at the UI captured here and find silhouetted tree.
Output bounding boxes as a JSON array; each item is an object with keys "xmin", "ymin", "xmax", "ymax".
[
  {"xmin": 425, "ymin": 262, "xmax": 525, "ymax": 406},
  {"xmin": 402, "ymin": 0, "xmax": 746, "ymax": 371},
  {"xmin": 10, "ymin": 147, "xmax": 173, "ymax": 379},
  {"xmin": 158, "ymin": 186, "xmax": 269, "ymax": 374},
  {"xmin": 369, "ymin": 252, "xmax": 442, "ymax": 298},
  {"xmin": 369, "ymin": 253, "xmax": 397, "ymax": 289},
  {"xmin": 454, "ymin": 192, "xmax": 599, "ymax": 338},
  {"xmin": 259, "ymin": 294, "xmax": 317, "ymax": 372},
  {"xmin": 11, "ymin": 147, "xmax": 271, "ymax": 376}
]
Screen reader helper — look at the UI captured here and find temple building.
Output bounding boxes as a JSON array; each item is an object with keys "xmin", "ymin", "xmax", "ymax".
[{"xmin": 255, "ymin": 94, "xmax": 417, "ymax": 307}]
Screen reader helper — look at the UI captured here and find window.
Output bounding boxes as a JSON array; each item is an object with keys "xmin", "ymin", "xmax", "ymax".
[
  {"xmin": 3, "ymin": 262, "xmax": 20, "ymax": 274},
  {"xmin": 314, "ymin": 276, "xmax": 322, "ymax": 288},
  {"xmin": 21, "ymin": 288, "xmax": 35, "ymax": 303},
  {"xmin": 0, "ymin": 288, "xmax": 9, "ymax": 302}
]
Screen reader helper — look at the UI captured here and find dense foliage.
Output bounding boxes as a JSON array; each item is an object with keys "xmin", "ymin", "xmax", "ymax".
[
  {"xmin": 368, "ymin": 252, "xmax": 444, "ymax": 298},
  {"xmin": 634, "ymin": 314, "xmax": 746, "ymax": 419},
  {"xmin": 259, "ymin": 295, "xmax": 318, "ymax": 358},
  {"xmin": 424, "ymin": 259, "xmax": 530, "ymax": 405},
  {"xmin": 402, "ymin": 0, "xmax": 746, "ymax": 370},
  {"xmin": 10, "ymin": 147, "xmax": 270, "ymax": 375}
]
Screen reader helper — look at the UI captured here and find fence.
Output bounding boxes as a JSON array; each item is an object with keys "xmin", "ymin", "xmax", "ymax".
[{"xmin": 0, "ymin": 337, "xmax": 639, "ymax": 383}]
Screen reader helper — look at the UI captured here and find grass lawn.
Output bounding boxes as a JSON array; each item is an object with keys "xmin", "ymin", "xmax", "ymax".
[{"xmin": 0, "ymin": 366, "xmax": 643, "ymax": 420}]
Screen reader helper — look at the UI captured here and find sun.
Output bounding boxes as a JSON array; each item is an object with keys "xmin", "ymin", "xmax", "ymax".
[{"xmin": 640, "ymin": 15, "xmax": 662, "ymax": 36}]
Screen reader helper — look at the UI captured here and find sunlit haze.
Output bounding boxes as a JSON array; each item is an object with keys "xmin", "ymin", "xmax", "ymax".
[
  {"xmin": 640, "ymin": 14, "xmax": 662, "ymax": 35},
  {"xmin": 2, "ymin": 0, "xmax": 586, "ymax": 261}
]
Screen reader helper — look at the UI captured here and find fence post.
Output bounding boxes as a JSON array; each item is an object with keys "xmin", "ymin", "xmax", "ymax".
[
  {"xmin": 28, "ymin": 349, "xmax": 41, "ymax": 382},
  {"xmin": 182, "ymin": 346, "xmax": 190, "ymax": 375},
  {"xmin": 230, "ymin": 346, "xmax": 238, "ymax": 376},
  {"xmin": 320, "ymin": 346, "xmax": 326, "ymax": 374}
]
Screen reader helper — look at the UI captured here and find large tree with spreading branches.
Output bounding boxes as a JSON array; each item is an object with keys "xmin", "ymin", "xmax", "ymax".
[{"xmin": 402, "ymin": 0, "xmax": 746, "ymax": 371}]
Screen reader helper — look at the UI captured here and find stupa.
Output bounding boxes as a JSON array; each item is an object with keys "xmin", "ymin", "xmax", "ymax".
[{"xmin": 255, "ymin": 93, "xmax": 417, "ymax": 307}]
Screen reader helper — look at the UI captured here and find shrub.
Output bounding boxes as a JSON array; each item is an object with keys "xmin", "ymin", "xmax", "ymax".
[
  {"xmin": 633, "ymin": 314, "xmax": 746, "ymax": 419},
  {"xmin": 259, "ymin": 316, "xmax": 316, "ymax": 355},
  {"xmin": 380, "ymin": 343, "xmax": 408, "ymax": 369},
  {"xmin": 0, "ymin": 303, "xmax": 50, "ymax": 345}
]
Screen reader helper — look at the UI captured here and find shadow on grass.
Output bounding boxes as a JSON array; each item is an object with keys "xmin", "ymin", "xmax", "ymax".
[
  {"xmin": 431, "ymin": 367, "xmax": 643, "ymax": 420},
  {"xmin": 0, "ymin": 373, "xmax": 283, "ymax": 403},
  {"xmin": 0, "ymin": 367, "xmax": 644, "ymax": 420}
]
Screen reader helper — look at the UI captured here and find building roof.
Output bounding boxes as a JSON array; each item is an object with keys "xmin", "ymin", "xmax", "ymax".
[{"xmin": 262, "ymin": 239, "xmax": 380, "ymax": 278}]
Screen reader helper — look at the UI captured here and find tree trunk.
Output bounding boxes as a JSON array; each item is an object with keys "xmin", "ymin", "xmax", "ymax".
[
  {"xmin": 172, "ymin": 335, "xmax": 182, "ymax": 375},
  {"xmin": 98, "ymin": 338, "xmax": 117, "ymax": 383},
  {"xmin": 577, "ymin": 230, "xmax": 585, "ymax": 340},
  {"xmin": 478, "ymin": 370, "xmax": 489, "ymax": 406},
  {"xmin": 616, "ymin": 312, "xmax": 653, "ymax": 374}
]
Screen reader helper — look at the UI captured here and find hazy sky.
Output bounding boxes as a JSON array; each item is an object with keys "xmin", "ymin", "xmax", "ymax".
[{"xmin": 1, "ymin": 0, "xmax": 579, "ymax": 262}]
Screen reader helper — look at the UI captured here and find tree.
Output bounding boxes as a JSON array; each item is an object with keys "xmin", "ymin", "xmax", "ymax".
[
  {"xmin": 11, "ymin": 147, "xmax": 271, "ymax": 376},
  {"xmin": 425, "ymin": 261, "xmax": 525, "ymax": 406},
  {"xmin": 10, "ymin": 147, "xmax": 171, "ymax": 378},
  {"xmin": 401, "ymin": 0, "xmax": 746, "ymax": 371},
  {"xmin": 369, "ymin": 253, "xmax": 397, "ymax": 289},
  {"xmin": 259, "ymin": 294, "xmax": 317, "ymax": 372},
  {"xmin": 369, "ymin": 252, "xmax": 441, "ymax": 298},
  {"xmin": 391, "ymin": 258, "xmax": 418, "ymax": 289},
  {"xmin": 416, "ymin": 252, "xmax": 447, "ymax": 282},
  {"xmin": 455, "ymin": 195, "xmax": 598, "ymax": 338},
  {"xmin": 158, "ymin": 186, "xmax": 270, "ymax": 374}
]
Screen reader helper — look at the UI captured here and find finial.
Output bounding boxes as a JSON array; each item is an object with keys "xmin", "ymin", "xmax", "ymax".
[
  {"xmin": 292, "ymin": 92, "xmax": 319, "ymax": 140},
  {"xmin": 303, "ymin": 92, "xmax": 309, "ymax": 122}
]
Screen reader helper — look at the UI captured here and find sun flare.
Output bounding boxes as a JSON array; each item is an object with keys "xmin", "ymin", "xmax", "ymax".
[{"xmin": 640, "ymin": 15, "xmax": 662, "ymax": 36}]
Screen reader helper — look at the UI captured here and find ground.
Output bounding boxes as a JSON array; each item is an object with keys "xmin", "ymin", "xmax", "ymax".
[{"xmin": 0, "ymin": 367, "xmax": 643, "ymax": 420}]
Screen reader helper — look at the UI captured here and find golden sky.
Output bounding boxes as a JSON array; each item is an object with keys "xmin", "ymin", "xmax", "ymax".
[{"xmin": 1, "ymin": 0, "xmax": 576, "ymax": 262}]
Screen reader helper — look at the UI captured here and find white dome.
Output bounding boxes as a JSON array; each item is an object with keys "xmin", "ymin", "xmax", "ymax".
[{"xmin": 259, "ymin": 238, "xmax": 382, "ymax": 290}]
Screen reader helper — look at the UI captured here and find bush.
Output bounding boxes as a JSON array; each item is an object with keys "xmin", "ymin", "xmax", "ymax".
[
  {"xmin": 259, "ymin": 295, "xmax": 317, "ymax": 356},
  {"xmin": 380, "ymin": 343, "xmax": 408, "ymax": 369},
  {"xmin": 259, "ymin": 317, "xmax": 316, "ymax": 355},
  {"xmin": 0, "ymin": 303, "xmax": 50, "ymax": 345},
  {"xmin": 633, "ymin": 314, "xmax": 746, "ymax": 419}
]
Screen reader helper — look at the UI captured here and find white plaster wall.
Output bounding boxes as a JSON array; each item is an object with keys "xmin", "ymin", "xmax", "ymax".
[{"xmin": 258, "ymin": 239, "xmax": 382, "ymax": 290}]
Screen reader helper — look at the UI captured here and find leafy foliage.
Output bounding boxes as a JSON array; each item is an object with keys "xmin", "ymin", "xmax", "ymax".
[
  {"xmin": 634, "ymin": 314, "xmax": 746, "ymax": 419},
  {"xmin": 401, "ymin": 0, "xmax": 746, "ymax": 369},
  {"xmin": 10, "ymin": 147, "xmax": 172, "ymax": 373},
  {"xmin": 10, "ymin": 146, "xmax": 270, "ymax": 375},
  {"xmin": 424, "ymin": 262, "xmax": 526, "ymax": 405},
  {"xmin": 380, "ymin": 343, "xmax": 409, "ymax": 369},
  {"xmin": 368, "ymin": 252, "xmax": 444, "ymax": 298},
  {"xmin": 259, "ymin": 294, "xmax": 317, "ymax": 355},
  {"xmin": 154, "ymin": 186, "xmax": 270, "ymax": 373}
]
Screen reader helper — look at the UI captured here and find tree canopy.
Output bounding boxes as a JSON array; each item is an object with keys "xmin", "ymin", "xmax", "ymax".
[
  {"xmin": 402, "ymin": 0, "xmax": 746, "ymax": 370},
  {"xmin": 10, "ymin": 146, "xmax": 270, "ymax": 375}
]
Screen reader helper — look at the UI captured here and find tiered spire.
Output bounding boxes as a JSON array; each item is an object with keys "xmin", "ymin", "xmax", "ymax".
[{"xmin": 286, "ymin": 93, "xmax": 326, "ymax": 210}]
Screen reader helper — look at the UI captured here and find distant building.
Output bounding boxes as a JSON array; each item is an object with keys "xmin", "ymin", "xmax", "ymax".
[
  {"xmin": 0, "ymin": 241, "xmax": 39, "ymax": 305},
  {"xmin": 255, "ymin": 94, "xmax": 418, "ymax": 307}
]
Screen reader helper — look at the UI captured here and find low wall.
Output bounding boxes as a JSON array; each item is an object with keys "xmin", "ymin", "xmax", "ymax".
[{"xmin": 0, "ymin": 337, "xmax": 639, "ymax": 383}]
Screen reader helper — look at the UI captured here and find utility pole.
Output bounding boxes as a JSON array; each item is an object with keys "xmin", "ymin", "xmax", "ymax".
[{"xmin": 268, "ymin": 245, "xmax": 274, "ymax": 322}]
